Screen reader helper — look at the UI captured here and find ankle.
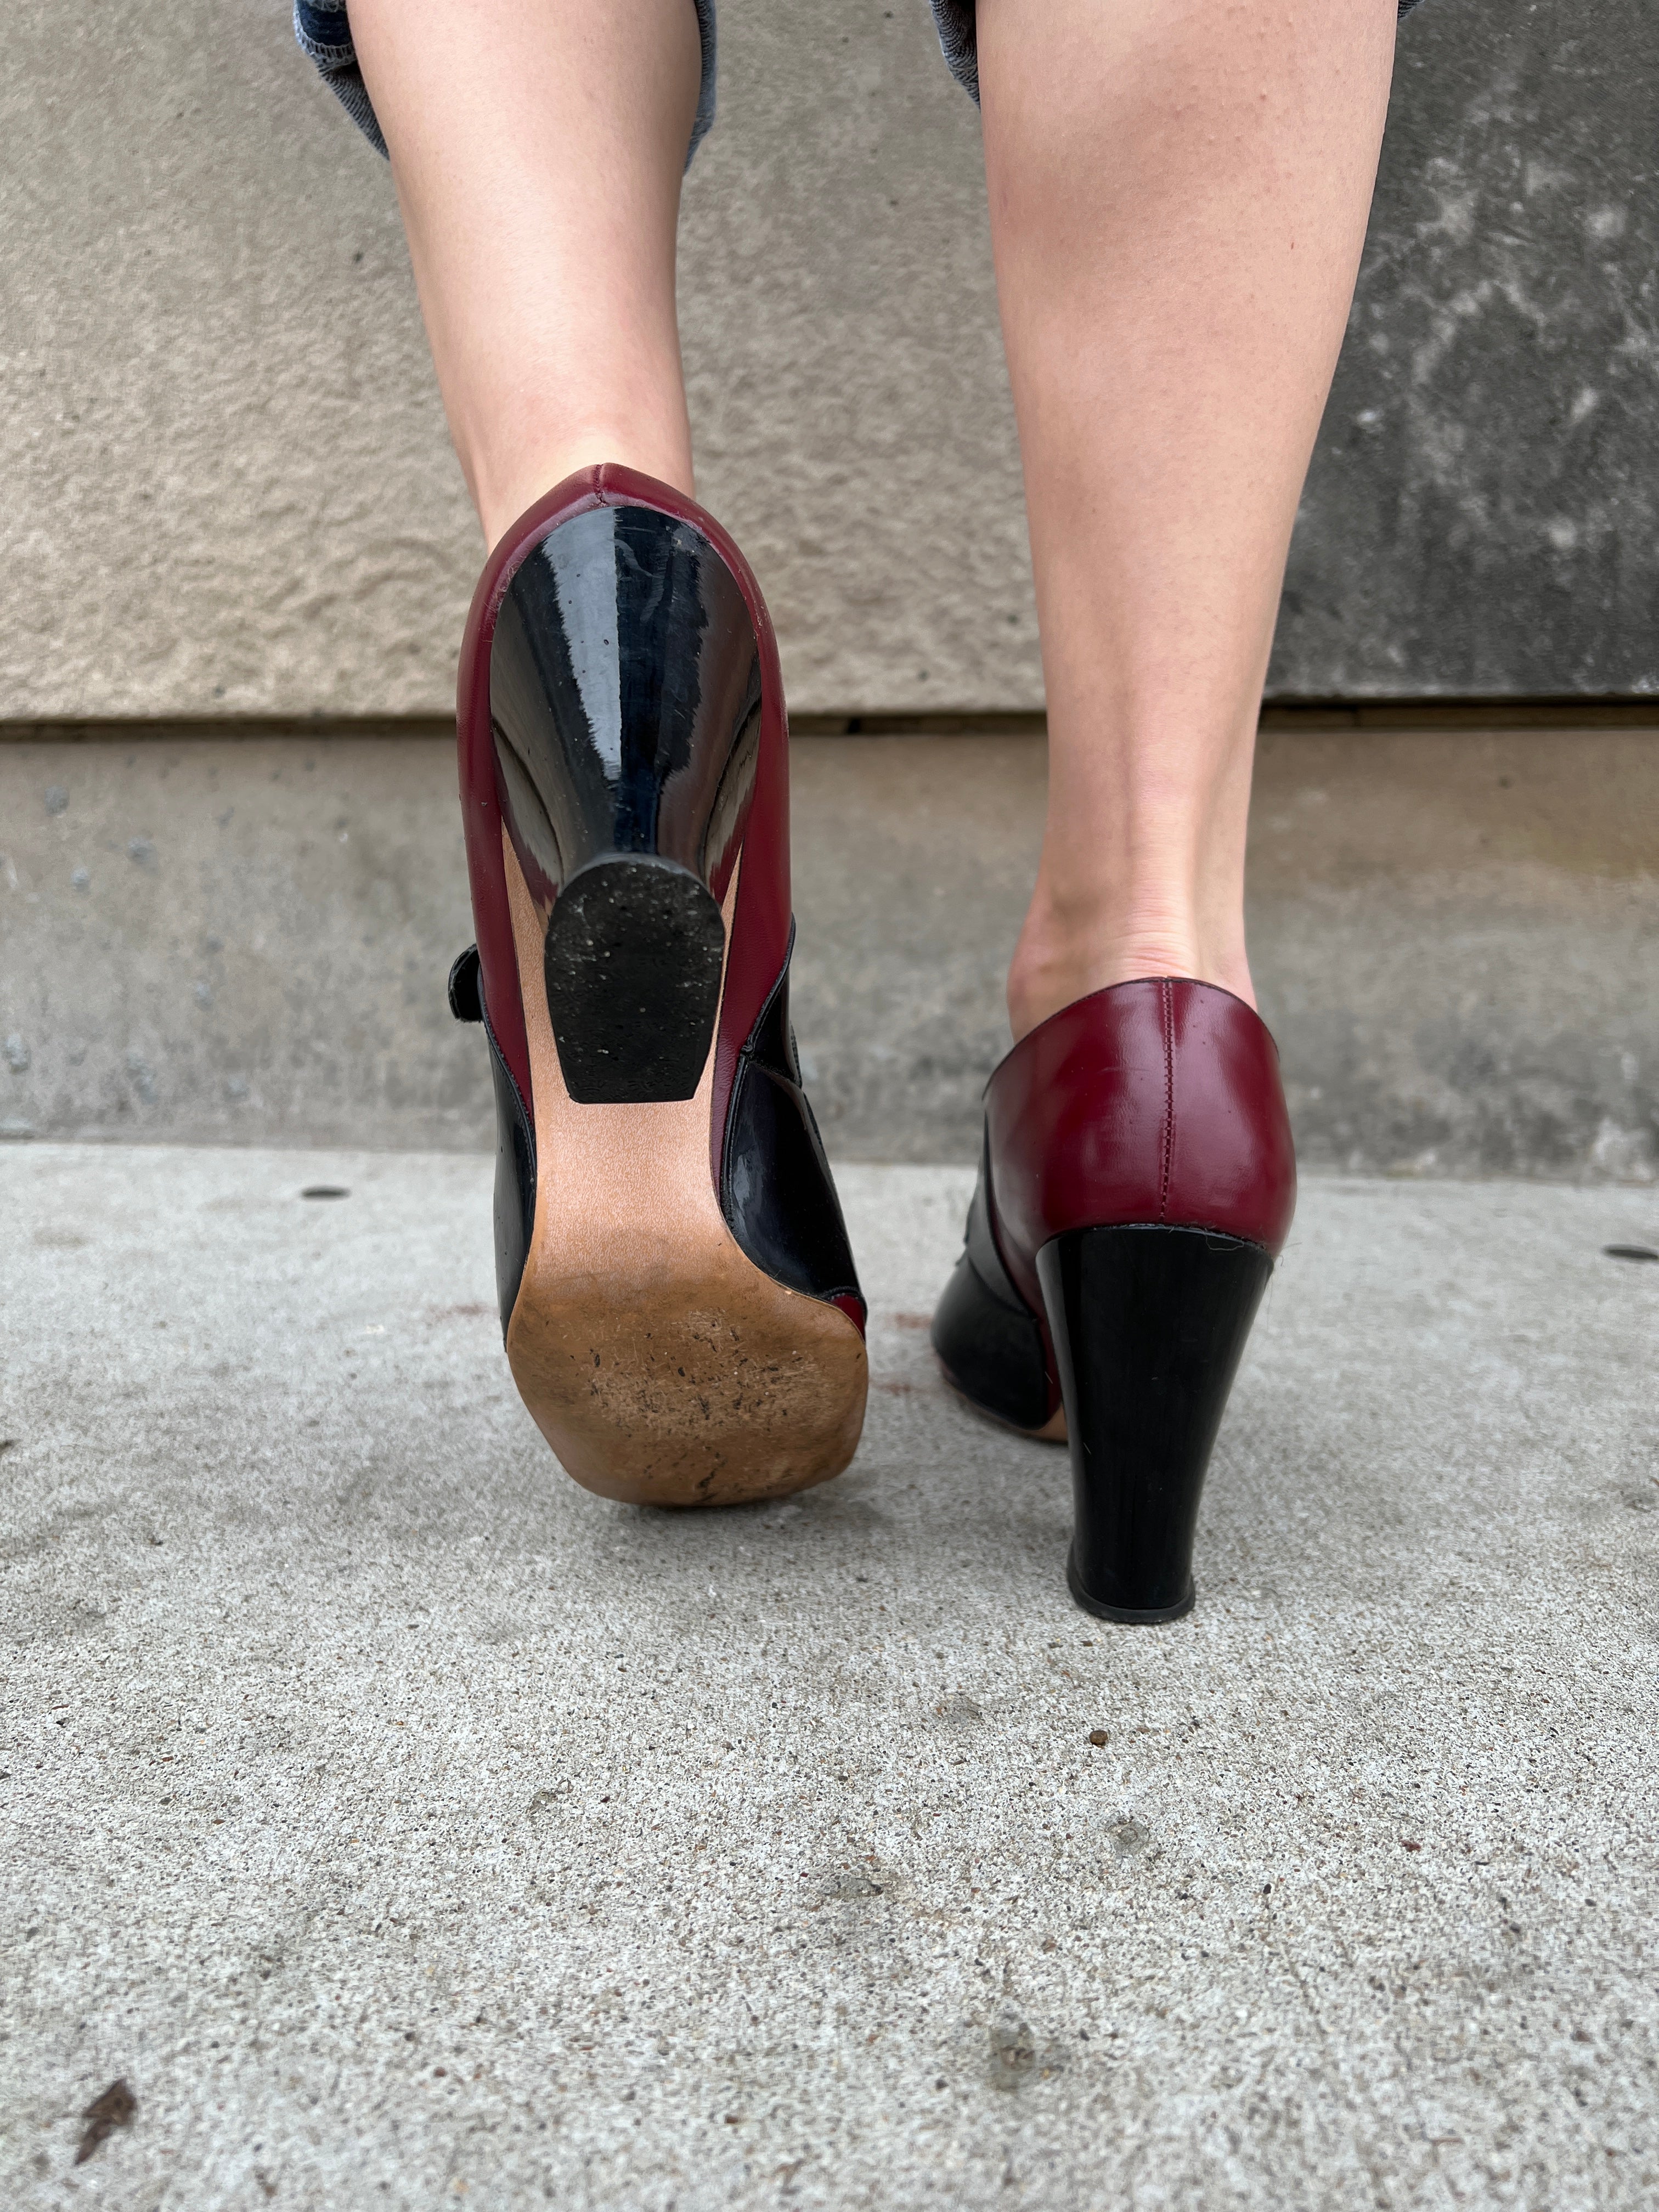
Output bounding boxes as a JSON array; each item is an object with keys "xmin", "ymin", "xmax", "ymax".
[
  {"xmin": 469, "ymin": 417, "xmax": 696, "ymax": 552},
  {"xmin": 1007, "ymin": 907, "xmax": 1254, "ymax": 1042}
]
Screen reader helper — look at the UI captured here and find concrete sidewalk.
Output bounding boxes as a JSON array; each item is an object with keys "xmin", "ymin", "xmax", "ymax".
[{"xmin": 3, "ymin": 1147, "xmax": 1657, "ymax": 2209}]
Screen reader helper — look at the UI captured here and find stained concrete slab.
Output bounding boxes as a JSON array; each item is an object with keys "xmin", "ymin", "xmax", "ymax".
[
  {"xmin": 1, "ymin": 727, "xmax": 1655, "ymax": 1178},
  {"xmin": 2, "ymin": 0, "xmax": 1655, "ymax": 719},
  {"xmin": 3, "ymin": 1145, "xmax": 1658, "ymax": 2208}
]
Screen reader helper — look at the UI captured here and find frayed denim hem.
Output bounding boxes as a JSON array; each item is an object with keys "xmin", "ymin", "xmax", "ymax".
[
  {"xmin": 293, "ymin": 0, "xmax": 720, "ymax": 168},
  {"xmin": 295, "ymin": 0, "xmax": 1429, "ymax": 159},
  {"xmin": 928, "ymin": 0, "xmax": 1428, "ymax": 106}
]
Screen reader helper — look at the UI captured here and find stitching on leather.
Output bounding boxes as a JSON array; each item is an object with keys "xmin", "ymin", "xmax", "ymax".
[{"xmin": 1158, "ymin": 978, "xmax": 1175, "ymax": 1223}]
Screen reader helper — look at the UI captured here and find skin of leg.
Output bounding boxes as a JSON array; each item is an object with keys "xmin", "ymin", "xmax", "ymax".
[
  {"xmin": 977, "ymin": 0, "xmax": 1398, "ymax": 1035},
  {"xmin": 348, "ymin": 0, "xmax": 701, "ymax": 546}
]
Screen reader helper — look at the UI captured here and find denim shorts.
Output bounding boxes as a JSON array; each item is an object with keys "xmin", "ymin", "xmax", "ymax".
[{"xmin": 295, "ymin": 0, "xmax": 1426, "ymax": 164}]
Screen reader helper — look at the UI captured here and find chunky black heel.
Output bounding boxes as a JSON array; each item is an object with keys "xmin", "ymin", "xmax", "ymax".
[{"xmin": 1036, "ymin": 1225, "xmax": 1273, "ymax": 1622}]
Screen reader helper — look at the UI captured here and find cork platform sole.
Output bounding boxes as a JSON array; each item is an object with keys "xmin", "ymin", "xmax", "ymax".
[{"xmin": 500, "ymin": 839, "xmax": 868, "ymax": 1506}]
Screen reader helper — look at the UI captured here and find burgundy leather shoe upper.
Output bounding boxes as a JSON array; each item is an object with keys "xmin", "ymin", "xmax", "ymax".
[{"xmin": 985, "ymin": 978, "xmax": 1296, "ymax": 1315}]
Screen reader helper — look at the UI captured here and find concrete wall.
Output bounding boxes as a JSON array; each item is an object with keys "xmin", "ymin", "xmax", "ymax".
[
  {"xmin": 1, "ymin": 0, "xmax": 1653, "ymax": 724},
  {"xmin": 1278, "ymin": 0, "xmax": 1659, "ymax": 700},
  {"xmin": 3, "ymin": 725, "xmax": 1655, "ymax": 1180}
]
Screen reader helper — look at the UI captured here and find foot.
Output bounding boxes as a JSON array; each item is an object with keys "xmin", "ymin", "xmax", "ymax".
[
  {"xmin": 932, "ymin": 977, "xmax": 1296, "ymax": 1619},
  {"xmin": 454, "ymin": 466, "xmax": 869, "ymax": 1505}
]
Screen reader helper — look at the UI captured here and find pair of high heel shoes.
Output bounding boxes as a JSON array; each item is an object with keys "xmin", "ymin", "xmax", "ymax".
[{"xmin": 448, "ymin": 466, "xmax": 1295, "ymax": 1621}]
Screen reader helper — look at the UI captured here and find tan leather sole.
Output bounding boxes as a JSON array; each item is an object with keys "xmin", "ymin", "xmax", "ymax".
[{"xmin": 500, "ymin": 838, "xmax": 868, "ymax": 1507}]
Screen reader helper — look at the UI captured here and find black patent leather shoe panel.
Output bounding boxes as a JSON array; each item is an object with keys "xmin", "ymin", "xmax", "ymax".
[
  {"xmin": 930, "ymin": 1136, "xmax": 1054, "ymax": 1433},
  {"xmin": 720, "ymin": 943, "xmax": 863, "ymax": 1312},
  {"xmin": 489, "ymin": 501, "xmax": 763, "ymax": 905},
  {"xmin": 449, "ymin": 945, "xmax": 537, "ymax": 1337},
  {"xmin": 490, "ymin": 501, "xmax": 765, "ymax": 1105}
]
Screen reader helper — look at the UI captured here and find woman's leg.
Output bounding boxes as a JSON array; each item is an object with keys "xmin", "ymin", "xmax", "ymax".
[
  {"xmin": 345, "ymin": 1, "xmax": 870, "ymax": 1505},
  {"xmin": 347, "ymin": 0, "xmax": 702, "ymax": 546},
  {"xmin": 977, "ymin": 0, "xmax": 1397, "ymax": 1036}
]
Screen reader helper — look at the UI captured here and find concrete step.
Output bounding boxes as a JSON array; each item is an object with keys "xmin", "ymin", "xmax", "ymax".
[
  {"xmin": 3, "ymin": 1142, "xmax": 1656, "ymax": 2200},
  {"xmin": 1, "ymin": 724, "xmax": 1655, "ymax": 1179}
]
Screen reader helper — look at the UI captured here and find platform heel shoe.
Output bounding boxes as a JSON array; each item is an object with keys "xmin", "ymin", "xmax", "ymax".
[
  {"xmin": 447, "ymin": 464, "xmax": 868, "ymax": 1506},
  {"xmin": 932, "ymin": 979, "xmax": 1295, "ymax": 1619}
]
